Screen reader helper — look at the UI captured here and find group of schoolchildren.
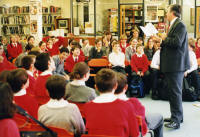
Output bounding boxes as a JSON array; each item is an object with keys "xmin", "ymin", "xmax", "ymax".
[{"xmin": 0, "ymin": 29, "xmax": 200, "ymax": 137}]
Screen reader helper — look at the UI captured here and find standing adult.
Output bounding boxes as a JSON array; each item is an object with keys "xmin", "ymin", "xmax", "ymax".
[{"xmin": 153, "ymin": 4, "xmax": 190, "ymax": 129}]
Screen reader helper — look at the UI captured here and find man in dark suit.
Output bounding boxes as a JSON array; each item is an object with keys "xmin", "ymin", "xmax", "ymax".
[{"xmin": 153, "ymin": 4, "xmax": 190, "ymax": 129}]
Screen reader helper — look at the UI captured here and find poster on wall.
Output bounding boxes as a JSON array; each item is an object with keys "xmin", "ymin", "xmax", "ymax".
[{"xmin": 145, "ymin": 5, "xmax": 158, "ymax": 22}]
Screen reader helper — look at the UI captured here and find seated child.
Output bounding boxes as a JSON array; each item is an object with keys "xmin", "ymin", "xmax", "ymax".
[
  {"xmin": 7, "ymin": 68, "xmax": 39, "ymax": 119},
  {"xmin": 109, "ymin": 41, "xmax": 126, "ymax": 74},
  {"xmin": 64, "ymin": 43, "xmax": 85, "ymax": 73},
  {"xmin": 52, "ymin": 47, "xmax": 70, "ymax": 80},
  {"xmin": 84, "ymin": 68, "xmax": 139, "ymax": 137},
  {"xmin": 65, "ymin": 62, "xmax": 96, "ymax": 102},
  {"xmin": 21, "ymin": 55, "xmax": 36, "ymax": 96},
  {"xmin": 7, "ymin": 35, "xmax": 23, "ymax": 61},
  {"xmin": 38, "ymin": 75, "xmax": 85, "ymax": 136},
  {"xmin": 34, "ymin": 53, "xmax": 53, "ymax": 104},
  {"xmin": 89, "ymin": 39, "xmax": 103, "ymax": 60},
  {"xmin": 130, "ymin": 44, "xmax": 150, "ymax": 94},
  {"xmin": 115, "ymin": 72, "xmax": 163, "ymax": 137}
]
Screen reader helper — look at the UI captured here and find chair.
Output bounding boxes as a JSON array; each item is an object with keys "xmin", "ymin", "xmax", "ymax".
[
  {"xmin": 19, "ymin": 122, "xmax": 74, "ymax": 137},
  {"xmin": 136, "ymin": 115, "xmax": 154, "ymax": 137}
]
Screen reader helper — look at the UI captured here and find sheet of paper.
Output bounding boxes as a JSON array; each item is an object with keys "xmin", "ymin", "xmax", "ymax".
[{"xmin": 140, "ymin": 23, "xmax": 158, "ymax": 37}]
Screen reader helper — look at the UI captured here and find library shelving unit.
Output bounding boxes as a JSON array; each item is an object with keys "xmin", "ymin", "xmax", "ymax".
[
  {"xmin": 0, "ymin": 6, "xmax": 30, "ymax": 36},
  {"xmin": 120, "ymin": 5, "xmax": 143, "ymax": 36},
  {"xmin": 42, "ymin": 6, "xmax": 61, "ymax": 36},
  {"xmin": 0, "ymin": 6, "xmax": 62, "ymax": 37}
]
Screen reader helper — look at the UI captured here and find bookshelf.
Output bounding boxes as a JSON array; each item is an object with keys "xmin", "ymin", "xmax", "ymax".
[
  {"xmin": 120, "ymin": 5, "xmax": 143, "ymax": 36},
  {"xmin": 0, "ymin": 6, "xmax": 62, "ymax": 36},
  {"xmin": 0, "ymin": 6, "xmax": 30, "ymax": 36},
  {"xmin": 42, "ymin": 6, "xmax": 61, "ymax": 36}
]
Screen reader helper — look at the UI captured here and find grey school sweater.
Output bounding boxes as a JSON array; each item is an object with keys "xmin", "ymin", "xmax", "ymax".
[
  {"xmin": 65, "ymin": 83, "xmax": 97, "ymax": 102},
  {"xmin": 38, "ymin": 103, "xmax": 85, "ymax": 135}
]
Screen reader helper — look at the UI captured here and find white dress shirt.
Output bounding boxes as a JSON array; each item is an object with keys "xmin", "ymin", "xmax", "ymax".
[
  {"xmin": 93, "ymin": 92, "xmax": 117, "ymax": 103},
  {"xmin": 186, "ymin": 50, "xmax": 198, "ymax": 74},
  {"xmin": 150, "ymin": 49, "xmax": 160, "ymax": 70},
  {"xmin": 46, "ymin": 98, "xmax": 69, "ymax": 108},
  {"xmin": 109, "ymin": 51, "xmax": 125, "ymax": 68}
]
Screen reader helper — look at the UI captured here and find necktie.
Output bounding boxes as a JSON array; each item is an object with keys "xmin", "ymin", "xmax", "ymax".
[{"xmin": 75, "ymin": 57, "xmax": 78, "ymax": 63}]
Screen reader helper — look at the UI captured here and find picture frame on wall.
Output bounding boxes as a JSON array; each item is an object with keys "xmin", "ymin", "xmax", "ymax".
[
  {"xmin": 145, "ymin": 4, "xmax": 158, "ymax": 22},
  {"xmin": 58, "ymin": 19, "xmax": 69, "ymax": 29}
]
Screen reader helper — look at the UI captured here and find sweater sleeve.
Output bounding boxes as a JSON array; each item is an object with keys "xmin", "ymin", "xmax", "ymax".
[
  {"xmin": 130, "ymin": 55, "xmax": 138, "ymax": 73},
  {"xmin": 142, "ymin": 55, "xmax": 149, "ymax": 73},
  {"xmin": 71, "ymin": 104, "xmax": 86, "ymax": 135},
  {"xmin": 126, "ymin": 102, "xmax": 139, "ymax": 137},
  {"xmin": 129, "ymin": 98, "xmax": 148, "ymax": 136}
]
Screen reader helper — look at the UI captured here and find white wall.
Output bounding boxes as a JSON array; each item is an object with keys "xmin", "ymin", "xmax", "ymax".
[{"xmin": 182, "ymin": 0, "xmax": 195, "ymax": 35}]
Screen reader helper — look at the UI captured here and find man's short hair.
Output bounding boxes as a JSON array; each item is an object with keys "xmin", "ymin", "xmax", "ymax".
[
  {"xmin": 95, "ymin": 68, "xmax": 117, "ymax": 93},
  {"xmin": 46, "ymin": 75, "xmax": 67, "ymax": 100},
  {"xmin": 59, "ymin": 47, "xmax": 69, "ymax": 54},
  {"xmin": 170, "ymin": 4, "xmax": 181, "ymax": 18},
  {"xmin": 7, "ymin": 68, "xmax": 28, "ymax": 93},
  {"xmin": 115, "ymin": 72, "xmax": 127, "ymax": 94},
  {"xmin": 34, "ymin": 53, "xmax": 50, "ymax": 72}
]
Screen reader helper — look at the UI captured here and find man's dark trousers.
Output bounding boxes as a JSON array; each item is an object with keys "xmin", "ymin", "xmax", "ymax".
[{"xmin": 165, "ymin": 71, "xmax": 184, "ymax": 124}]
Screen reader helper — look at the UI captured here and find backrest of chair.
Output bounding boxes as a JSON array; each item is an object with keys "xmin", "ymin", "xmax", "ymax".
[
  {"xmin": 19, "ymin": 122, "xmax": 74, "ymax": 137},
  {"xmin": 49, "ymin": 126, "xmax": 74, "ymax": 137},
  {"xmin": 88, "ymin": 59, "xmax": 109, "ymax": 67}
]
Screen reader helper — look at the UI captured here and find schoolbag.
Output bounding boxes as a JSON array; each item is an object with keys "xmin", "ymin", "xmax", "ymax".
[
  {"xmin": 182, "ymin": 78, "xmax": 198, "ymax": 101},
  {"xmin": 129, "ymin": 76, "xmax": 145, "ymax": 98},
  {"xmin": 157, "ymin": 76, "xmax": 169, "ymax": 100}
]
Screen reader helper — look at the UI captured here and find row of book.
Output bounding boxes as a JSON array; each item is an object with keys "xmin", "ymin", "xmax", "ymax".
[
  {"xmin": 42, "ymin": 15, "xmax": 57, "ymax": 24},
  {"xmin": 1, "ymin": 25, "xmax": 30, "ymax": 35},
  {"xmin": 1, "ymin": 15, "xmax": 30, "ymax": 25},
  {"xmin": 0, "ymin": 6, "xmax": 29, "ymax": 14},
  {"xmin": 42, "ymin": 6, "xmax": 61, "ymax": 13},
  {"xmin": 43, "ymin": 26, "xmax": 55, "ymax": 35},
  {"xmin": 0, "ymin": 6, "xmax": 61, "ymax": 14}
]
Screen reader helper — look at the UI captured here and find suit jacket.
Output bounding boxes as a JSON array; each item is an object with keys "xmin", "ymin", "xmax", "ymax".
[
  {"xmin": 160, "ymin": 18, "xmax": 190, "ymax": 73},
  {"xmin": 89, "ymin": 46, "xmax": 103, "ymax": 60}
]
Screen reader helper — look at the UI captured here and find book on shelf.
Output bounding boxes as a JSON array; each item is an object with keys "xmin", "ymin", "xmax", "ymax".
[
  {"xmin": 1, "ymin": 15, "xmax": 30, "ymax": 24},
  {"xmin": 2, "ymin": 25, "xmax": 30, "ymax": 35}
]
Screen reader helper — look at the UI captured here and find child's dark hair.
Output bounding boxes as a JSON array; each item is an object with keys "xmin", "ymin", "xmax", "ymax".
[
  {"xmin": 34, "ymin": 53, "xmax": 50, "ymax": 72},
  {"xmin": 95, "ymin": 68, "xmax": 117, "ymax": 93},
  {"xmin": 46, "ymin": 75, "xmax": 67, "ymax": 100},
  {"xmin": 27, "ymin": 35, "xmax": 35, "ymax": 42},
  {"xmin": 59, "ymin": 47, "xmax": 69, "ymax": 54},
  {"xmin": 70, "ymin": 62, "xmax": 89, "ymax": 80},
  {"xmin": 21, "ymin": 55, "xmax": 36, "ymax": 70},
  {"xmin": 0, "ymin": 81, "xmax": 16, "ymax": 119},
  {"xmin": 7, "ymin": 68, "xmax": 28, "ymax": 93},
  {"xmin": 39, "ymin": 41, "xmax": 45, "ymax": 47},
  {"xmin": 115, "ymin": 72, "xmax": 127, "ymax": 94},
  {"xmin": 71, "ymin": 43, "xmax": 81, "ymax": 54}
]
